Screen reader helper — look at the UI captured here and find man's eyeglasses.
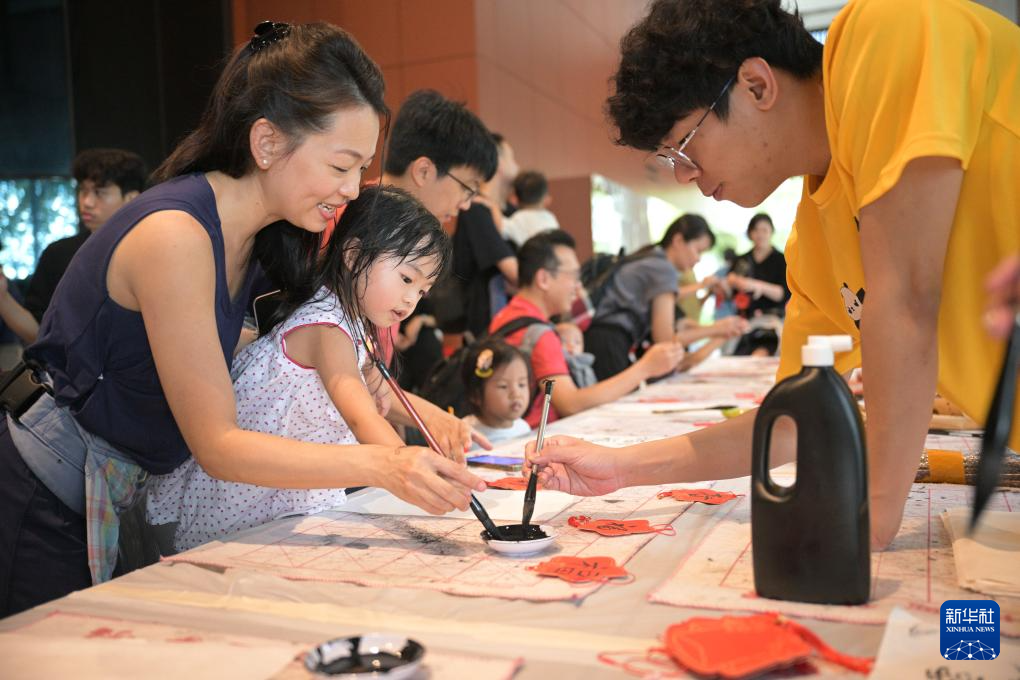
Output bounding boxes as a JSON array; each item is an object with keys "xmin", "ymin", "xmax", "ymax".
[
  {"xmin": 552, "ymin": 267, "xmax": 581, "ymax": 282},
  {"xmin": 655, "ymin": 75, "xmax": 736, "ymax": 177},
  {"xmin": 446, "ymin": 171, "xmax": 480, "ymax": 202}
]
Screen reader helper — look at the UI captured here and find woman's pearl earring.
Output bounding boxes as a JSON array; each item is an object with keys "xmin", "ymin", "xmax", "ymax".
[{"xmin": 261, "ymin": 158, "xmax": 269, "ymax": 166}]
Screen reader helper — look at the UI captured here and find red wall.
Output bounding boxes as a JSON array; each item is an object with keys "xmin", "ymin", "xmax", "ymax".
[{"xmin": 231, "ymin": 0, "xmax": 651, "ymax": 255}]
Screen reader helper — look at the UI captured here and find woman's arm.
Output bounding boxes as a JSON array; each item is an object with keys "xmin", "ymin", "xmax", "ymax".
[
  {"xmin": 551, "ymin": 342, "xmax": 685, "ymax": 416},
  {"xmin": 109, "ymin": 212, "xmax": 484, "ymax": 514},
  {"xmin": 677, "ymin": 275, "xmax": 718, "ymax": 300},
  {"xmin": 674, "ymin": 316, "xmax": 747, "ymax": 346},
  {"xmin": 283, "ymin": 323, "xmax": 404, "ymax": 447},
  {"xmin": 649, "ymin": 291, "xmax": 678, "ymax": 344},
  {"xmin": 728, "ymin": 273, "xmax": 786, "ymax": 302},
  {"xmin": 677, "ymin": 336, "xmax": 726, "ymax": 372}
]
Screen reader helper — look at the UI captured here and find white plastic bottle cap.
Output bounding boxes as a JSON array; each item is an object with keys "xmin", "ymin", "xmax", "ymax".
[
  {"xmin": 802, "ymin": 344, "xmax": 835, "ymax": 367},
  {"xmin": 807, "ymin": 335, "xmax": 853, "ymax": 352}
]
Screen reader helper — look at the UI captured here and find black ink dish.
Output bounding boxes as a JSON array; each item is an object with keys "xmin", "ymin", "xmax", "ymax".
[
  {"xmin": 481, "ymin": 524, "xmax": 557, "ymax": 556},
  {"xmin": 304, "ymin": 634, "xmax": 424, "ymax": 678},
  {"xmin": 483, "ymin": 524, "xmax": 548, "ymax": 541}
]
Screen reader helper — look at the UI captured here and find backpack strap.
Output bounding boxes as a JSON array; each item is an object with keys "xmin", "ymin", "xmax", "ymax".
[
  {"xmin": 519, "ymin": 321, "xmax": 555, "ymax": 357},
  {"xmin": 490, "ymin": 315, "xmax": 549, "ymax": 340}
]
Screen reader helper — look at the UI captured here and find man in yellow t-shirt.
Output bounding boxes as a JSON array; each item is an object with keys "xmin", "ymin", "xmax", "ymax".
[{"xmin": 522, "ymin": 0, "xmax": 1020, "ymax": 549}]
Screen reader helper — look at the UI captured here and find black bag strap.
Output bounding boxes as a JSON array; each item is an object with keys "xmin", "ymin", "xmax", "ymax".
[
  {"xmin": 587, "ymin": 246, "xmax": 659, "ymax": 297},
  {"xmin": 489, "ymin": 315, "xmax": 551, "ymax": 340}
]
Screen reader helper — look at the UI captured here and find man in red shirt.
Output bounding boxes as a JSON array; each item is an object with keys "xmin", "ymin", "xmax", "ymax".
[{"xmin": 490, "ymin": 230, "xmax": 684, "ymax": 427}]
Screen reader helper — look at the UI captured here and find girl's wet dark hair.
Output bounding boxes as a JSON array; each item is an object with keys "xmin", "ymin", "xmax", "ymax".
[
  {"xmin": 265, "ymin": 185, "xmax": 451, "ymax": 357},
  {"xmin": 152, "ymin": 22, "xmax": 390, "ymax": 296},
  {"xmin": 461, "ymin": 339, "xmax": 532, "ymax": 416}
]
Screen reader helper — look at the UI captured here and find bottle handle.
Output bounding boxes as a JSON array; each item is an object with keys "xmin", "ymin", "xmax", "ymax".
[{"xmin": 751, "ymin": 410, "xmax": 796, "ymax": 501}]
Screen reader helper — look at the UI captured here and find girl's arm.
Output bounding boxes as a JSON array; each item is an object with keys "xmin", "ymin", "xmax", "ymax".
[
  {"xmin": 379, "ymin": 377, "xmax": 481, "ymax": 462},
  {"xmin": 108, "ymin": 211, "xmax": 484, "ymax": 514},
  {"xmin": 282, "ymin": 323, "xmax": 404, "ymax": 447}
]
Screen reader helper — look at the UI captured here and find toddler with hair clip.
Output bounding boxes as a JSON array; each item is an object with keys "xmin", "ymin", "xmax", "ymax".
[
  {"xmin": 461, "ymin": 339, "xmax": 533, "ymax": 449},
  {"xmin": 149, "ymin": 185, "xmax": 452, "ymax": 551}
]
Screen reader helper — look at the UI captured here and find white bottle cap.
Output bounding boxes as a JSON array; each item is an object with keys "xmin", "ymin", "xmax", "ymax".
[
  {"xmin": 807, "ymin": 335, "xmax": 853, "ymax": 352},
  {"xmin": 802, "ymin": 344, "xmax": 835, "ymax": 366}
]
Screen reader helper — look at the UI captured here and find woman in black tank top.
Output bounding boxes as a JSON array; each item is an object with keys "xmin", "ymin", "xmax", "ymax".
[{"xmin": 0, "ymin": 21, "xmax": 486, "ymax": 616}]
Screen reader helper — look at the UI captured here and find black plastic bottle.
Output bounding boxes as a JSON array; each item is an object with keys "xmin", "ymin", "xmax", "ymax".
[{"xmin": 751, "ymin": 335, "xmax": 870, "ymax": 605}]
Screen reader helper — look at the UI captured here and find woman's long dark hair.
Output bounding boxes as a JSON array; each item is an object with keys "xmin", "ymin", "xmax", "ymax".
[
  {"xmin": 152, "ymin": 22, "xmax": 390, "ymax": 297},
  {"xmin": 659, "ymin": 213, "xmax": 716, "ymax": 248},
  {"xmin": 266, "ymin": 185, "xmax": 452, "ymax": 356}
]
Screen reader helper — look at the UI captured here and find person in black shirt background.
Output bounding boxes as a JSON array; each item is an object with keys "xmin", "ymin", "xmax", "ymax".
[
  {"xmin": 451, "ymin": 133, "xmax": 519, "ymax": 338},
  {"xmin": 727, "ymin": 213, "xmax": 790, "ymax": 355},
  {"xmin": 24, "ymin": 149, "xmax": 146, "ymax": 323}
]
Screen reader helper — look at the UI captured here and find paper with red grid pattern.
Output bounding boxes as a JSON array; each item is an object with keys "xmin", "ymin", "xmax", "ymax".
[
  {"xmin": 164, "ymin": 485, "xmax": 691, "ymax": 602},
  {"xmin": 647, "ymin": 480, "xmax": 1020, "ymax": 636}
]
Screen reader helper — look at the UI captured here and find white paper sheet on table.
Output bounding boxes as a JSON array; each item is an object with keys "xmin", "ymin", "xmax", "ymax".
[
  {"xmin": 0, "ymin": 611, "xmax": 305, "ymax": 680},
  {"xmin": 648, "ymin": 482, "xmax": 1020, "ymax": 636},
  {"xmin": 1, "ymin": 611, "xmax": 523, "ymax": 680},
  {"xmin": 942, "ymin": 507, "xmax": 1020, "ymax": 598},
  {"xmin": 164, "ymin": 485, "xmax": 692, "ymax": 603},
  {"xmin": 0, "ymin": 635, "xmax": 301, "ymax": 680},
  {"xmin": 871, "ymin": 608, "xmax": 1020, "ymax": 677},
  {"xmin": 341, "ymin": 485, "xmax": 578, "ymax": 522},
  {"xmin": 684, "ymin": 355, "xmax": 780, "ymax": 379},
  {"xmin": 270, "ymin": 649, "xmax": 523, "ymax": 680}
]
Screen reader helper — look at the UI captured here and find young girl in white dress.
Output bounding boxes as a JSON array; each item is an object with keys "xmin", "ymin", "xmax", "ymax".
[{"xmin": 149, "ymin": 185, "xmax": 450, "ymax": 550}]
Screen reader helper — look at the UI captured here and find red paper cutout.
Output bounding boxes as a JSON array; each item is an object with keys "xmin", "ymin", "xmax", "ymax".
[
  {"xmin": 486, "ymin": 477, "xmax": 539, "ymax": 491},
  {"xmin": 662, "ymin": 614, "xmax": 873, "ymax": 678},
  {"xmin": 529, "ymin": 556, "xmax": 630, "ymax": 583},
  {"xmin": 657, "ymin": 489, "xmax": 738, "ymax": 505},
  {"xmin": 568, "ymin": 515, "xmax": 675, "ymax": 537},
  {"xmin": 596, "ymin": 614, "xmax": 872, "ymax": 678},
  {"xmin": 664, "ymin": 614, "xmax": 811, "ymax": 678}
]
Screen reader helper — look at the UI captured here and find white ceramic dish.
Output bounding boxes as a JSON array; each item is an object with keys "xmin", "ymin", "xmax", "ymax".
[
  {"xmin": 481, "ymin": 524, "xmax": 557, "ymax": 556},
  {"xmin": 304, "ymin": 633, "xmax": 424, "ymax": 678}
]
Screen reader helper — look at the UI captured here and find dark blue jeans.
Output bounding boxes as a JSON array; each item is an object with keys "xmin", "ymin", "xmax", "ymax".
[{"xmin": 0, "ymin": 419, "xmax": 91, "ymax": 617}]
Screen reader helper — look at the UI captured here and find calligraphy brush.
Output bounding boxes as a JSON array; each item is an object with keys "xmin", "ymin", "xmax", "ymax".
[
  {"xmin": 522, "ymin": 379, "xmax": 555, "ymax": 535},
  {"xmin": 363, "ymin": 335, "xmax": 504, "ymax": 540},
  {"xmin": 971, "ymin": 312, "xmax": 1020, "ymax": 531}
]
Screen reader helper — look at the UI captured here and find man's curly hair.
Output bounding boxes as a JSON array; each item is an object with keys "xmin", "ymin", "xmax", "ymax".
[{"xmin": 607, "ymin": 0, "xmax": 822, "ymax": 152}]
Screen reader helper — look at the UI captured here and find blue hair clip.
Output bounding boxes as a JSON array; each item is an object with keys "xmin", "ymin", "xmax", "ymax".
[{"xmin": 249, "ymin": 21, "xmax": 291, "ymax": 54}]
